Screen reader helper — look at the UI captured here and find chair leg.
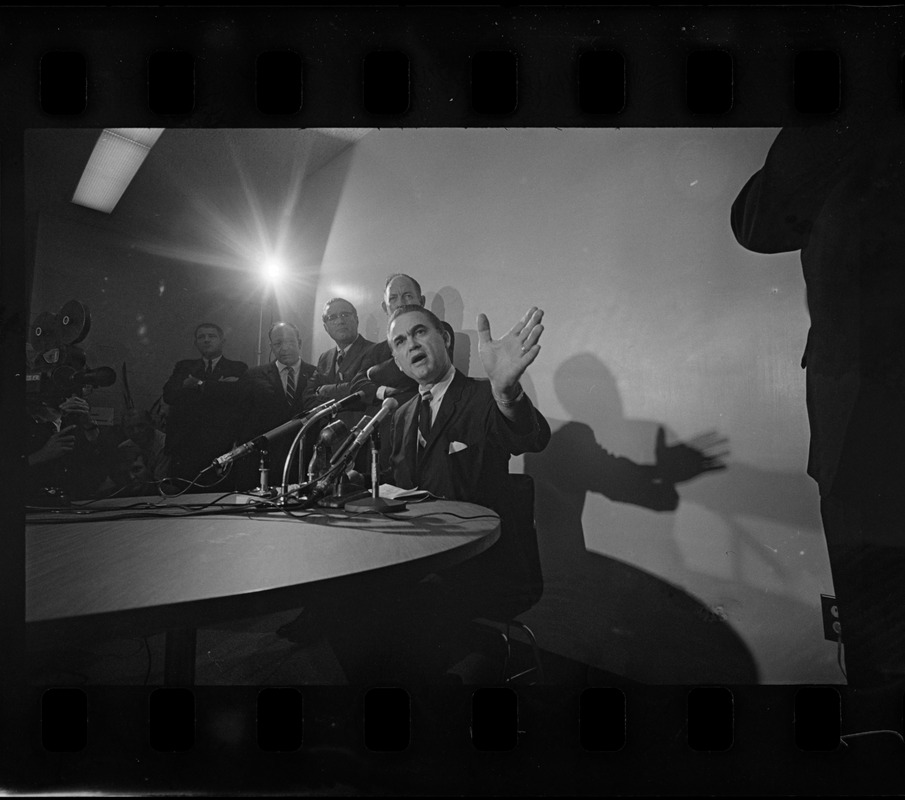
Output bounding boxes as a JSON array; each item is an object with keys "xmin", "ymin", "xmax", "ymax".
[
  {"xmin": 498, "ymin": 629, "xmax": 512, "ymax": 684},
  {"xmin": 508, "ymin": 621, "xmax": 545, "ymax": 684}
]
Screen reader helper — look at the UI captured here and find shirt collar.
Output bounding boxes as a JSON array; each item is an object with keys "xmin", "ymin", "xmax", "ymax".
[
  {"xmin": 336, "ymin": 341, "xmax": 353, "ymax": 357},
  {"xmin": 421, "ymin": 364, "xmax": 456, "ymax": 402},
  {"xmin": 278, "ymin": 358, "xmax": 302, "ymax": 373}
]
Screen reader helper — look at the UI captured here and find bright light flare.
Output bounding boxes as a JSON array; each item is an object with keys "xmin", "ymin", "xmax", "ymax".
[{"xmin": 261, "ymin": 258, "xmax": 283, "ymax": 286}]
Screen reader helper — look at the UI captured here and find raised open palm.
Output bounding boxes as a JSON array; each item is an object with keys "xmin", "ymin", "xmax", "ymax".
[{"xmin": 477, "ymin": 306, "xmax": 544, "ymax": 395}]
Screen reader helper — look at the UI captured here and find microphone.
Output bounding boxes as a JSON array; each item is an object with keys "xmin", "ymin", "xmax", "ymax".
[
  {"xmin": 308, "ymin": 389, "xmax": 367, "ymax": 416},
  {"xmin": 212, "ymin": 419, "xmax": 302, "ymax": 469},
  {"xmin": 212, "ymin": 391, "xmax": 368, "ymax": 469},
  {"xmin": 329, "ymin": 397, "xmax": 398, "ymax": 468},
  {"xmin": 326, "ymin": 415, "xmax": 372, "ymax": 468},
  {"xmin": 317, "ymin": 419, "xmax": 350, "ymax": 448}
]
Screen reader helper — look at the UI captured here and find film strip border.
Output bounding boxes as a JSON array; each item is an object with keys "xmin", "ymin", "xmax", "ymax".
[
  {"xmin": 3, "ymin": 4, "xmax": 905, "ymax": 795},
  {"xmin": 0, "ymin": 6, "xmax": 903, "ymax": 126},
  {"xmin": 18, "ymin": 684, "xmax": 904, "ymax": 793}
]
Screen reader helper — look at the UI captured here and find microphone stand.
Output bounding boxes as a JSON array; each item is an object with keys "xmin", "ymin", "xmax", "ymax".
[{"xmin": 345, "ymin": 428, "xmax": 407, "ymax": 513}]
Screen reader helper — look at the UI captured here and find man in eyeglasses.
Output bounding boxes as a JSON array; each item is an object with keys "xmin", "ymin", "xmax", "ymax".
[{"xmin": 307, "ymin": 298, "xmax": 376, "ymax": 412}]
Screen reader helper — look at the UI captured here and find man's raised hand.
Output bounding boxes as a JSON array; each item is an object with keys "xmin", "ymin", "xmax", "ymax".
[{"xmin": 477, "ymin": 306, "xmax": 544, "ymax": 397}]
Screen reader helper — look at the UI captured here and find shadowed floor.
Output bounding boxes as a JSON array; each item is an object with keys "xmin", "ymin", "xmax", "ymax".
[{"xmin": 27, "ymin": 608, "xmax": 603, "ymax": 687}]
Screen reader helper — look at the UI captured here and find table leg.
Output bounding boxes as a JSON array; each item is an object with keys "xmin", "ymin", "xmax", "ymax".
[{"xmin": 164, "ymin": 628, "xmax": 197, "ymax": 686}]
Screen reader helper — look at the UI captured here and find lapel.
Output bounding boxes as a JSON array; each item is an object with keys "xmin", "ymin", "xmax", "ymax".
[
  {"xmin": 267, "ymin": 362, "xmax": 285, "ymax": 398},
  {"xmin": 343, "ymin": 335, "xmax": 366, "ymax": 374},
  {"xmin": 422, "ymin": 369, "xmax": 466, "ymax": 458},
  {"xmin": 328, "ymin": 347, "xmax": 341, "ymax": 381}
]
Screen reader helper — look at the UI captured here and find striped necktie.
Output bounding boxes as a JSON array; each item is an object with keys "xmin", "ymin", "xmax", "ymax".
[
  {"xmin": 335, "ymin": 349, "xmax": 344, "ymax": 379},
  {"xmin": 414, "ymin": 391, "xmax": 432, "ymax": 482},
  {"xmin": 285, "ymin": 365, "xmax": 296, "ymax": 405},
  {"xmin": 418, "ymin": 391, "xmax": 433, "ymax": 446}
]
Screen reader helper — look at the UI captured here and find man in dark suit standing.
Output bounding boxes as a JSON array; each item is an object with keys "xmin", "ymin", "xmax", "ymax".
[
  {"xmin": 307, "ymin": 297, "xmax": 376, "ymax": 423},
  {"xmin": 732, "ymin": 106, "xmax": 905, "ymax": 738},
  {"xmin": 162, "ymin": 323, "xmax": 247, "ymax": 486},
  {"xmin": 326, "ymin": 304, "xmax": 550, "ymax": 683},
  {"xmin": 236, "ymin": 321, "xmax": 318, "ymax": 490}
]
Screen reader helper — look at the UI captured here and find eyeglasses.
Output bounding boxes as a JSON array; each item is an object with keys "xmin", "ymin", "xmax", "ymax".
[{"xmin": 325, "ymin": 311, "xmax": 355, "ymax": 323}]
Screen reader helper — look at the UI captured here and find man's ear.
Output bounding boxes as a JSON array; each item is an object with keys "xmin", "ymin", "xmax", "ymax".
[
  {"xmin": 419, "ymin": 295, "xmax": 426, "ymax": 307},
  {"xmin": 381, "ymin": 300, "xmax": 388, "ymax": 315},
  {"xmin": 442, "ymin": 327, "xmax": 451, "ymax": 350}
]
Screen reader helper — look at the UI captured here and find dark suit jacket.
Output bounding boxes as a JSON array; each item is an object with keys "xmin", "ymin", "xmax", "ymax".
[
  {"xmin": 161, "ymin": 356, "xmax": 248, "ymax": 476},
  {"xmin": 389, "ymin": 369, "xmax": 551, "ymax": 618},
  {"xmin": 236, "ymin": 359, "xmax": 319, "ymax": 488},
  {"xmin": 731, "ymin": 111, "xmax": 905, "ymax": 498},
  {"xmin": 309, "ymin": 334, "xmax": 377, "ymax": 401}
]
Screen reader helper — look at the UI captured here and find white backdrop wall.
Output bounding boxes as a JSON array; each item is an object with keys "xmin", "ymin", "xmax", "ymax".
[{"xmin": 310, "ymin": 129, "xmax": 835, "ymax": 684}]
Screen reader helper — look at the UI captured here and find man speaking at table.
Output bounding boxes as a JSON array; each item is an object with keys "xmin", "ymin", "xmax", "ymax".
[{"xmin": 326, "ymin": 303, "xmax": 551, "ymax": 684}]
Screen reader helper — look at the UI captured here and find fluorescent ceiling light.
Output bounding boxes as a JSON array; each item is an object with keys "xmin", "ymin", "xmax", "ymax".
[{"xmin": 72, "ymin": 128, "xmax": 164, "ymax": 213}]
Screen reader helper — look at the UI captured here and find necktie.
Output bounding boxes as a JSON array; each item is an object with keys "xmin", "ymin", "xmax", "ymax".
[
  {"xmin": 285, "ymin": 365, "xmax": 296, "ymax": 405},
  {"xmin": 418, "ymin": 391, "xmax": 433, "ymax": 447},
  {"xmin": 414, "ymin": 391, "xmax": 432, "ymax": 483},
  {"xmin": 203, "ymin": 360, "xmax": 213, "ymax": 377},
  {"xmin": 335, "ymin": 350, "xmax": 344, "ymax": 380}
]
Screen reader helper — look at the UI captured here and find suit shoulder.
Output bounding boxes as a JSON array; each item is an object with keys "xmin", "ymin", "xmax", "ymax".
[{"xmin": 244, "ymin": 364, "xmax": 273, "ymax": 379}]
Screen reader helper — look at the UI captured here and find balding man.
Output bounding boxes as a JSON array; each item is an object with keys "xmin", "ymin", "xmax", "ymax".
[
  {"xmin": 307, "ymin": 298, "xmax": 376, "ymax": 413},
  {"xmin": 236, "ymin": 321, "xmax": 318, "ymax": 489}
]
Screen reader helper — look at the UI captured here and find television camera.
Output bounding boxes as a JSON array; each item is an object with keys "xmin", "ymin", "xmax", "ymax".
[{"xmin": 27, "ymin": 299, "xmax": 116, "ymax": 408}]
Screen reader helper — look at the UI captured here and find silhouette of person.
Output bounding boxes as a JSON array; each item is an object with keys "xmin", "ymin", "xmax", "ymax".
[
  {"xmin": 732, "ymin": 104, "xmax": 905, "ymax": 733},
  {"xmin": 523, "ymin": 355, "xmax": 754, "ymax": 683}
]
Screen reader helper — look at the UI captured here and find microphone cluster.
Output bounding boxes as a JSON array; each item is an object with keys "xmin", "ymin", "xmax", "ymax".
[{"xmin": 211, "ymin": 390, "xmax": 366, "ymax": 470}]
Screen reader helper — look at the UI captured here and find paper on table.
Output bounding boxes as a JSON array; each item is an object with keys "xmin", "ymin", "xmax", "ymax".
[{"xmin": 378, "ymin": 484, "xmax": 431, "ymax": 501}]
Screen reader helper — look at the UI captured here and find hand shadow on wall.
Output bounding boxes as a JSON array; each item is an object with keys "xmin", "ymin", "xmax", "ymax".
[{"xmin": 522, "ymin": 353, "xmax": 762, "ymax": 684}]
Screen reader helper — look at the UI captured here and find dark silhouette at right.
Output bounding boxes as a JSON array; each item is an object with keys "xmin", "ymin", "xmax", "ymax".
[{"xmin": 732, "ymin": 105, "xmax": 905, "ymax": 735}]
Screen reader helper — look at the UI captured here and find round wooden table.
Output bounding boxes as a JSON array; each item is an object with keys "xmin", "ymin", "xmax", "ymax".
[{"xmin": 26, "ymin": 494, "xmax": 500, "ymax": 683}]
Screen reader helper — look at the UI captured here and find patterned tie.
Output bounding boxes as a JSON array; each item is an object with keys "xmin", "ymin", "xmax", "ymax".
[
  {"xmin": 335, "ymin": 349, "xmax": 344, "ymax": 380},
  {"xmin": 285, "ymin": 365, "xmax": 296, "ymax": 405},
  {"xmin": 414, "ymin": 391, "xmax": 432, "ymax": 482},
  {"xmin": 418, "ymin": 391, "xmax": 433, "ymax": 446}
]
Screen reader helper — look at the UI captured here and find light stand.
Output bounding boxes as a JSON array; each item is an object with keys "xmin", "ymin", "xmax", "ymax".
[{"xmin": 255, "ymin": 288, "xmax": 266, "ymax": 367}]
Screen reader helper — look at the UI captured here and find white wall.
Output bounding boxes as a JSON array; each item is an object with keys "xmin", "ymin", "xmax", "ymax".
[{"xmin": 309, "ymin": 129, "xmax": 836, "ymax": 684}]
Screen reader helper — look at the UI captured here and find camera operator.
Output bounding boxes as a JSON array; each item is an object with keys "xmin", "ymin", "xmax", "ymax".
[{"xmin": 27, "ymin": 392, "xmax": 111, "ymax": 504}]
